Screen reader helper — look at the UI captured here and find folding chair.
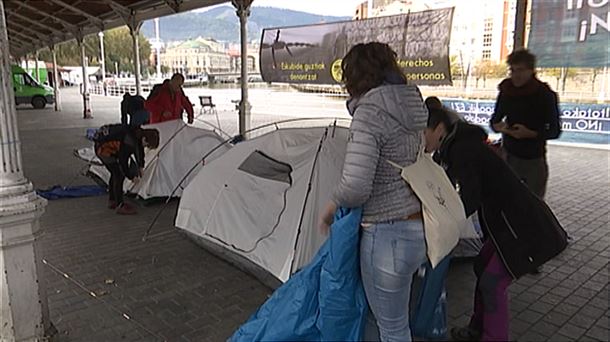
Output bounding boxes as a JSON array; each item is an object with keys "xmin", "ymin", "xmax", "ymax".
[{"xmin": 199, "ymin": 95, "xmax": 217, "ymax": 114}]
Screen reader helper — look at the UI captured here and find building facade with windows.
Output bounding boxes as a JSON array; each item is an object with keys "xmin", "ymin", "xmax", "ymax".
[
  {"xmin": 160, "ymin": 38, "xmax": 232, "ymax": 76},
  {"xmin": 356, "ymin": 0, "xmax": 517, "ymax": 64}
]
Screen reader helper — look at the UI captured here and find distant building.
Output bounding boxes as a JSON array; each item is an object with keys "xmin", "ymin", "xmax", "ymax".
[
  {"xmin": 372, "ymin": 0, "xmax": 398, "ymax": 9},
  {"xmin": 226, "ymin": 43, "xmax": 260, "ymax": 73},
  {"xmin": 60, "ymin": 66, "xmax": 101, "ymax": 86},
  {"xmin": 357, "ymin": 0, "xmax": 517, "ymax": 64},
  {"xmin": 354, "ymin": 1, "xmax": 369, "ymax": 19},
  {"xmin": 160, "ymin": 37, "xmax": 231, "ymax": 75}
]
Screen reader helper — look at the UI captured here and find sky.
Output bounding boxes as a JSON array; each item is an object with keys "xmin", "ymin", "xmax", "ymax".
[
  {"xmin": 252, "ymin": 0, "xmax": 364, "ymax": 17},
  {"xmin": 198, "ymin": 0, "xmax": 365, "ymax": 17}
]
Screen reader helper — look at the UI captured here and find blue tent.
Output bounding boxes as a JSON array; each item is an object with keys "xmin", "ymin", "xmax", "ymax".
[{"xmin": 230, "ymin": 207, "xmax": 368, "ymax": 341}]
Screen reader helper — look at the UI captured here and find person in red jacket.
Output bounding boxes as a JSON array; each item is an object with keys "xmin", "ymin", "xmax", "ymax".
[{"xmin": 145, "ymin": 73, "xmax": 194, "ymax": 124}]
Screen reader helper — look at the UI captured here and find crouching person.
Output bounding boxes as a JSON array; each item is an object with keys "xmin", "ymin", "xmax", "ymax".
[
  {"xmin": 423, "ymin": 108, "xmax": 568, "ymax": 341},
  {"xmin": 94, "ymin": 124, "xmax": 160, "ymax": 214}
]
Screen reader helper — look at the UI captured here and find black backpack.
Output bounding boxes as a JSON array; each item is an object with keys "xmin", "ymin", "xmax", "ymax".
[
  {"xmin": 93, "ymin": 124, "xmax": 127, "ymax": 145},
  {"xmin": 147, "ymin": 82, "xmax": 166, "ymax": 101},
  {"xmin": 123, "ymin": 93, "xmax": 145, "ymax": 115}
]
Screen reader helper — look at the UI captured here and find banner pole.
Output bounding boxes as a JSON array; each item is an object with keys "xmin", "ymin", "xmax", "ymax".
[{"xmin": 513, "ymin": 0, "xmax": 528, "ymax": 50}]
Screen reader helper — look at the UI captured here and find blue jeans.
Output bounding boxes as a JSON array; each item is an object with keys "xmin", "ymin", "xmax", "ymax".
[{"xmin": 360, "ymin": 220, "xmax": 427, "ymax": 342}]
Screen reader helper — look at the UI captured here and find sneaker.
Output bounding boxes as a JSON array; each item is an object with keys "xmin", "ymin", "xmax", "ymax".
[
  {"xmin": 116, "ymin": 203, "xmax": 137, "ymax": 215},
  {"xmin": 450, "ymin": 326, "xmax": 481, "ymax": 341},
  {"xmin": 108, "ymin": 200, "xmax": 117, "ymax": 209}
]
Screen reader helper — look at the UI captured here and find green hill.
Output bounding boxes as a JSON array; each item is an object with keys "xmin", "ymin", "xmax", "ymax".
[{"xmin": 141, "ymin": 6, "xmax": 350, "ymax": 42}]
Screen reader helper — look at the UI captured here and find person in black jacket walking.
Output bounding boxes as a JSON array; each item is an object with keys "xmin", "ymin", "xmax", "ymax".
[
  {"xmin": 94, "ymin": 125, "xmax": 159, "ymax": 215},
  {"xmin": 490, "ymin": 49, "xmax": 561, "ymax": 198},
  {"xmin": 121, "ymin": 93, "xmax": 150, "ymax": 127},
  {"xmin": 424, "ymin": 108, "xmax": 568, "ymax": 341}
]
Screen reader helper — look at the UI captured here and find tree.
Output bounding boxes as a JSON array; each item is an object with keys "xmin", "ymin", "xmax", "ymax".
[
  {"xmin": 471, "ymin": 60, "xmax": 507, "ymax": 88},
  {"xmin": 37, "ymin": 26, "xmax": 151, "ymax": 76},
  {"xmin": 541, "ymin": 68, "xmax": 576, "ymax": 92},
  {"xmin": 591, "ymin": 68, "xmax": 603, "ymax": 93},
  {"xmin": 38, "ymin": 36, "xmax": 101, "ymax": 66},
  {"xmin": 450, "ymin": 55, "xmax": 463, "ymax": 80},
  {"xmin": 489, "ymin": 62, "xmax": 507, "ymax": 80},
  {"xmin": 161, "ymin": 65, "xmax": 171, "ymax": 76},
  {"xmin": 103, "ymin": 27, "xmax": 151, "ymax": 75}
]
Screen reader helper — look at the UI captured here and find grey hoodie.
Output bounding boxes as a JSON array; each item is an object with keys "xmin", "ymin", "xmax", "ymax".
[{"xmin": 332, "ymin": 84, "xmax": 428, "ymax": 223}]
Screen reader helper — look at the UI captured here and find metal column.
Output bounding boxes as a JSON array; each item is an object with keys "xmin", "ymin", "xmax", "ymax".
[
  {"xmin": 233, "ymin": 0, "xmax": 253, "ymax": 137},
  {"xmin": 155, "ymin": 17, "xmax": 161, "ymax": 78},
  {"xmin": 34, "ymin": 50, "xmax": 39, "ymax": 82},
  {"xmin": 99, "ymin": 31, "xmax": 106, "ymax": 86},
  {"xmin": 51, "ymin": 45, "xmax": 61, "ymax": 111},
  {"xmin": 129, "ymin": 22, "xmax": 143, "ymax": 96},
  {"xmin": 78, "ymin": 35, "xmax": 92, "ymax": 118}
]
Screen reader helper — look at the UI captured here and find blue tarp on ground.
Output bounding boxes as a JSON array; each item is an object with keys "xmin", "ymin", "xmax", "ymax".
[
  {"xmin": 230, "ymin": 207, "xmax": 368, "ymax": 342},
  {"xmin": 37, "ymin": 185, "xmax": 106, "ymax": 200}
]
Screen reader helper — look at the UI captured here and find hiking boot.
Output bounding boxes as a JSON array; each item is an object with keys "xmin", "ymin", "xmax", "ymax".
[
  {"xmin": 116, "ymin": 203, "xmax": 137, "ymax": 215},
  {"xmin": 108, "ymin": 200, "xmax": 117, "ymax": 209},
  {"xmin": 529, "ymin": 266, "xmax": 543, "ymax": 275},
  {"xmin": 450, "ymin": 326, "xmax": 481, "ymax": 341}
]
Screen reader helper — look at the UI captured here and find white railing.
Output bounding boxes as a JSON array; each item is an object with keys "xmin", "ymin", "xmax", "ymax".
[{"xmin": 88, "ymin": 83, "xmax": 153, "ymax": 97}]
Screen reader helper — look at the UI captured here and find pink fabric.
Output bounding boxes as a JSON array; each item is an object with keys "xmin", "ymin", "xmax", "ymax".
[{"xmin": 469, "ymin": 240, "xmax": 512, "ymax": 341}]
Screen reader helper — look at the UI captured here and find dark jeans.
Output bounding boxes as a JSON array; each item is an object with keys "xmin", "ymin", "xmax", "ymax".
[{"xmin": 102, "ymin": 160, "xmax": 125, "ymax": 205}]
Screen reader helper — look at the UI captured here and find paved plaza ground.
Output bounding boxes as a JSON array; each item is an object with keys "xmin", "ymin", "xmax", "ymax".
[{"xmin": 15, "ymin": 88, "xmax": 609, "ymax": 341}]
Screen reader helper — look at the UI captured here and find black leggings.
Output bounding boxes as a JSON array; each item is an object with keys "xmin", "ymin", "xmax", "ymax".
[{"xmin": 103, "ymin": 162, "xmax": 125, "ymax": 205}]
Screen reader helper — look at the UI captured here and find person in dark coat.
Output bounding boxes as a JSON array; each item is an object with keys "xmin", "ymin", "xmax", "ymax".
[
  {"xmin": 490, "ymin": 49, "xmax": 561, "ymax": 199},
  {"xmin": 94, "ymin": 125, "xmax": 160, "ymax": 215},
  {"xmin": 424, "ymin": 108, "xmax": 568, "ymax": 341},
  {"xmin": 121, "ymin": 93, "xmax": 150, "ymax": 127}
]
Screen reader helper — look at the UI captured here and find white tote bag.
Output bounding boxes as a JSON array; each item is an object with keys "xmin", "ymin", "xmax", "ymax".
[{"xmin": 388, "ymin": 143, "xmax": 477, "ymax": 268}]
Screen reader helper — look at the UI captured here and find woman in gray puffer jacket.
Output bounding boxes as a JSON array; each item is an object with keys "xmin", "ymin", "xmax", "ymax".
[{"xmin": 318, "ymin": 42, "xmax": 428, "ymax": 342}]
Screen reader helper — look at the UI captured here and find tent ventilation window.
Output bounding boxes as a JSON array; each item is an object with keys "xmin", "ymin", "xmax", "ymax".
[{"xmin": 238, "ymin": 150, "xmax": 292, "ymax": 184}]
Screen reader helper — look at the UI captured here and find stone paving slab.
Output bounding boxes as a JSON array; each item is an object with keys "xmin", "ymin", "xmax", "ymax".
[{"xmin": 14, "ymin": 88, "xmax": 610, "ymax": 341}]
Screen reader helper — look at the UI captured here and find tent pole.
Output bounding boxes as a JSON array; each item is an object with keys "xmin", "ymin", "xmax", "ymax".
[{"xmin": 289, "ymin": 128, "xmax": 329, "ymax": 275}]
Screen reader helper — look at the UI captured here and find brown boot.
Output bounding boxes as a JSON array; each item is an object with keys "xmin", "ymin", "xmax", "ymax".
[{"xmin": 116, "ymin": 202, "xmax": 137, "ymax": 215}]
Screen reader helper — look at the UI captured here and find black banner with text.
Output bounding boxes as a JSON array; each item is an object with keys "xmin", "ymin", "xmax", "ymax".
[{"xmin": 259, "ymin": 8, "xmax": 454, "ymax": 86}]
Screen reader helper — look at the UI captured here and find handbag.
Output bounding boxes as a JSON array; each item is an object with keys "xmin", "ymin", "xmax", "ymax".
[{"xmin": 388, "ymin": 139, "xmax": 477, "ymax": 268}]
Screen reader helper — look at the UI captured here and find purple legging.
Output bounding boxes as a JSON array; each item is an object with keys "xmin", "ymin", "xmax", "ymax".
[{"xmin": 469, "ymin": 240, "xmax": 513, "ymax": 341}]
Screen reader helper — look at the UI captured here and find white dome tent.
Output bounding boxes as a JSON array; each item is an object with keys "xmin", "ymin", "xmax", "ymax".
[
  {"xmin": 176, "ymin": 121, "xmax": 350, "ymax": 285},
  {"xmin": 175, "ymin": 119, "xmax": 482, "ymax": 286},
  {"xmin": 80, "ymin": 119, "xmax": 231, "ymax": 200}
]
